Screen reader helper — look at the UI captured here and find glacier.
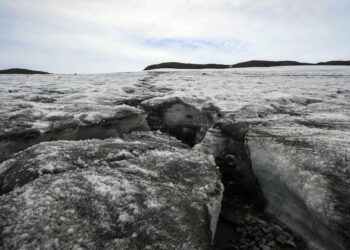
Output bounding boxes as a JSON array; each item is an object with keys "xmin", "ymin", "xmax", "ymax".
[{"xmin": 0, "ymin": 66, "xmax": 349, "ymax": 249}]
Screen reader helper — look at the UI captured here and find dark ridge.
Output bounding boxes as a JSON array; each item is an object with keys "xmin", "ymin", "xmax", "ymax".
[
  {"xmin": 0, "ymin": 68, "xmax": 50, "ymax": 74},
  {"xmin": 144, "ymin": 60, "xmax": 350, "ymax": 70},
  {"xmin": 317, "ymin": 60, "xmax": 350, "ymax": 66},
  {"xmin": 144, "ymin": 62, "xmax": 230, "ymax": 70},
  {"xmin": 231, "ymin": 60, "xmax": 310, "ymax": 68}
]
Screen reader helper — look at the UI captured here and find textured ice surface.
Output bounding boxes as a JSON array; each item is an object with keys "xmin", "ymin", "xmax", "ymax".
[
  {"xmin": 0, "ymin": 66, "xmax": 349, "ymax": 249},
  {"xmin": 0, "ymin": 73, "xmax": 151, "ymax": 135},
  {"xmin": 0, "ymin": 132, "xmax": 223, "ymax": 249},
  {"xmin": 1, "ymin": 66, "xmax": 348, "ymax": 135}
]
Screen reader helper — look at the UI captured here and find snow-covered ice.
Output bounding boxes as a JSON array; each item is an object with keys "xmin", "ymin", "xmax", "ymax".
[
  {"xmin": 0, "ymin": 65, "xmax": 349, "ymax": 249},
  {"xmin": 0, "ymin": 132, "xmax": 223, "ymax": 249}
]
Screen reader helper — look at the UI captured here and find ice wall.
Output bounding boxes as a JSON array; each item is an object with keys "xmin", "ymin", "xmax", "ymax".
[{"xmin": 248, "ymin": 132, "xmax": 349, "ymax": 250}]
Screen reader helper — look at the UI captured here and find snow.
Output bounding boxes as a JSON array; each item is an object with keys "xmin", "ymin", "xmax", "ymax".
[
  {"xmin": 30, "ymin": 121, "xmax": 51, "ymax": 132},
  {"xmin": 127, "ymin": 164, "xmax": 159, "ymax": 177},
  {"xmin": 39, "ymin": 163, "xmax": 56, "ymax": 174},
  {"xmin": 141, "ymin": 93, "xmax": 212, "ymax": 110},
  {"xmin": 114, "ymin": 149, "xmax": 135, "ymax": 159},
  {"xmin": 144, "ymin": 199, "xmax": 163, "ymax": 209},
  {"xmin": 118, "ymin": 212, "xmax": 131, "ymax": 223},
  {"xmin": 22, "ymin": 187, "xmax": 35, "ymax": 206}
]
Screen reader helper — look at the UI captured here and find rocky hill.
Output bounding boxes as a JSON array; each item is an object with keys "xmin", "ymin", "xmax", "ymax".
[
  {"xmin": 0, "ymin": 68, "xmax": 50, "ymax": 74},
  {"xmin": 231, "ymin": 60, "xmax": 309, "ymax": 68},
  {"xmin": 317, "ymin": 60, "xmax": 350, "ymax": 65},
  {"xmin": 144, "ymin": 60, "xmax": 350, "ymax": 70},
  {"xmin": 144, "ymin": 62, "xmax": 230, "ymax": 70}
]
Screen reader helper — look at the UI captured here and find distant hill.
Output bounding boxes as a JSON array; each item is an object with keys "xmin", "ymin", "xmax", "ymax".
[
  {"xmin": 0, "ymin": 68, "xmax": 50, "ymax": 74},
  {"xmin": 317, "ymin": 60, "xmax": 350, "ymax": 66},
  {"xmin": 144, "ymin": 62, "xmax": 230, "ymax": 70},
  {"xmin": 144, "ymin": 60, "xmax": 350, "ymax": 70},
  {"xmin": 231, "ymin": 60, "xmax": 309, "ymax": 68}
]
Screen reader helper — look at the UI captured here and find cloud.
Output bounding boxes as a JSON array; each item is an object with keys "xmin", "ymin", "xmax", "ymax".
[{"xmin": 0, "ymin": 0, "xmax": 349, "ymax": 73}]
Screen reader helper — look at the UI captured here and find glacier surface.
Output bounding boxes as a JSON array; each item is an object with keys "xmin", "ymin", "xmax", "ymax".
[{"xmin": 0, "ymin": 66, "xmax": 349, "ymax": 249}]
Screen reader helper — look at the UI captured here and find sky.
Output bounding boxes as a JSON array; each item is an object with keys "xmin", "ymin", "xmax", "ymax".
[{"xmin": 0, "ymin": 0, "xmax": 349, "ymax": 73}]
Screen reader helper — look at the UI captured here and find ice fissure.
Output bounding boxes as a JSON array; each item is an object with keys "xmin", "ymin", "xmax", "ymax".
[
  {"xmin": 0, "ymin": 107, "xmax": 149, "ymax": 163},
  {"xmin": 141, "ymin": 97, "xmax": 310, "ymax": 249},
  {"xmin": 196, "ymin": 118, "xmax": 307, "ymax": 250},
  {"xmin": 199, "ymin": 114, "xmax": 349, "ymax": 250},
  {"xmin": 0, "ymin": 96, "xmax": 225, "ymax": 249},
  {"xmin": 1, "ymin": 91, "xmax": 349, "ymax": 250}
]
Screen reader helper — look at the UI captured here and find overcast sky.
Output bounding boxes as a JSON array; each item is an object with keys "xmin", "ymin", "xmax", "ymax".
[{"xmin": 0, "ymin": 0, "xmax": 349, "ymax": 73}]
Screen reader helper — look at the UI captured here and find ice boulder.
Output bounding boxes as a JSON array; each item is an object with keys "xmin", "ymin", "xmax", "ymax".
[
  {"xmin": 141, "ymin": 95, "xmax": 221, "ymax": 146},
  {"xmin": 0, "ymin": 131, "xmax": 223, "ymax": 250}
]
